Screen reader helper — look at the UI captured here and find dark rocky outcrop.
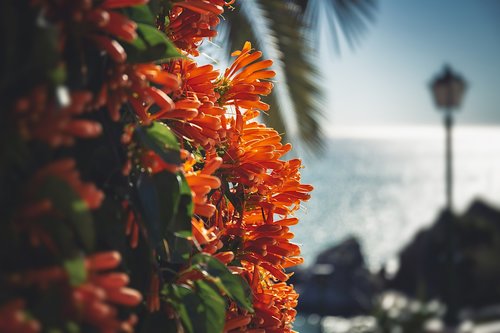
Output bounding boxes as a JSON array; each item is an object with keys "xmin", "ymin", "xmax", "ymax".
[
  {"xmin": 387, "ymin": 199, "xmax": 500, "ymax": 311},
  {"xmin": 296, "ymin": 237, "xmax": 382, "ymax": 316}
]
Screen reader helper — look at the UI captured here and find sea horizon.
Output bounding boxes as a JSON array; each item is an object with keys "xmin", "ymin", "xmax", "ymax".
[{"xmin": 325, "ymin": 124, "xmax": 500, "ymax": 140}]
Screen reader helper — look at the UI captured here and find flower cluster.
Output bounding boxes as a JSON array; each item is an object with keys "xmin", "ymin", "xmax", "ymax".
[{"xmin": 0, "ymin": 1, "xmax": 311, "ymax": 333}]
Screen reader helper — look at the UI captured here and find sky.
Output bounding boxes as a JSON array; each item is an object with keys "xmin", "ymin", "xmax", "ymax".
[{"xmin": 321, "ymin": 0, "xmax": 500, "ymax": 129}]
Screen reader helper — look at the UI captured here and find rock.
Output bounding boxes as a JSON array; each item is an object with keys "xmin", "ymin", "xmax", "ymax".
[
  {"xmin": 296, "ymin": 237, "xmax": 382, "ymax": 316},
  {"xmin": 386, "ymin": 199, "xmax": 500, "ymax": 312},
  {"xmin": 316, "ymin": 236, "xmax": 365, "ymax": 268}
]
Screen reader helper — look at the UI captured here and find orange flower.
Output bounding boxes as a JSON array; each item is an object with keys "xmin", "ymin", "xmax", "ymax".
[
  {"xmin": 15, "ymin": 88, "xmax": 102, "ymax": 147},
  {"xmin": 167, "ymin": 1, "xmax": 228, "ymax": 56},
  {"xmin": 74, "ymin": 251, "xmax": 141, "ymax": 332},
  {"xmin": 220, "ymin": 111, "xmax": 290, "ymax": 192},
  {"xmin": 4, "ymin": 252, "xmax": 141, "ymax": 333},
  {"xmin": 33, "ymin": 0, "xmax": 147, "ymax": 63},
  {"xmin": 0, "ymin": 299, "xmax": 40, "ymax": 333},
  {"xmin": 98, "ymin": 64, "xmax": 179, "ymax": 122},
  {"xmin": 163, "ymin": 59, "xmax": 220, "ymax": 102},
  {"xmin": 140, "ymin": 149, "xmax": 182, "ymax": 175},
  {"xmin": 253, "ymin": 159, "xmax": 313, "ymax": 216},
  {"xmin": 185, "ymin": 155, "xmax": 222, "ymax": 218},
  {"xmin": 157, "ymin": 59, "xmax": 225, "ymax": 148},
  {"xmin": 122, "ymin": 200, "xmax": 141, "ymax": 249},
  {"xmin": 225, "ymin": 265, "xmax": 299, "ymax": 332},
  {"xmin": 217, "ymin": 42, "xmax": 275, "ymax": 113},
  {"xmin": 251, "ymin": 276, "xmax": 299, "ymax": 332},
  {"xmin": 204, "ymin": 50, "xmax": 311, "ymax": 328},
  {"xmin": 149, "ymin": 94, "xmax": 198, "ymax": 122},
  {"xmin": 192, "ymin": 217, "xmax": 218, "ymax": 246},
  {"xmin": 146, "ymin": 271, "xmax": 161, "ymax": 312}
]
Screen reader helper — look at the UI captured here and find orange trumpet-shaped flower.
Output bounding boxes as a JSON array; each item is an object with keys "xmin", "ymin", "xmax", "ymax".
[
  {"xmin": 185, "ymin": 155, "xmax": 222, "ymax": 218},
  {"xmin": 43, "ymin": 253, "xmax": 137, "ymax": 333},
  {"xmin": 167, "ymin": 1, "xmax": 230, "ymax": 56},
  {"xmin": 98, "ymin": 63, "xmax": 179, "ymax": 122},
  {"xmin": 163, "ymin": 59, "xmax": 220, "ymax": 103},
  {"xmin": 254, "ymin": 158, "xmax": 313, "ymax": 216},
  {"xmin": 225, "ymin": 265, "xmax": 299, "ymax": 333},
  {"xmin": 166, "ymin": 97, "xmax": 225, "ymax": 149},
  {"xmin": 217, "ymin": 42, "xmax": 275, "ymax": 113},
  {"xmin": 15, "ymin": 88, "xmax": 102, "ymax": 147},
  {"xmin": 74, "ymin": 251, "xmax": 141, "ymax": 332},
  {"xmin": 158, "ymin": 59, "xmax": 225, "ymax": 148},
  {"xmin": 220, "ymin": 111, "xmax": 290, "ymax": 192}
]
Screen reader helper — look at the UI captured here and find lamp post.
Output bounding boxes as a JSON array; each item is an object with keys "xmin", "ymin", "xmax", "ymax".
[
  {"xmin": 429, "ymin": 65, "xmax": 467, "ymax": 325},
  {"xmin": 430, "ymin": 65, "xmax": 467, "ymax": 213}
]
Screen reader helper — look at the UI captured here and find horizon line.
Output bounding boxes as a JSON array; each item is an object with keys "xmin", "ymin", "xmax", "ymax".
[{"xmin": 325, "ymin": 124, "xmax": 500, "ymax": 139}]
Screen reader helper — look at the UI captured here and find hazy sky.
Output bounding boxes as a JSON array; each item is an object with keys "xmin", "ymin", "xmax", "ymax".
[{"xmin": 322, "ymin": 0, "xmax": 500, "ymax": 127}]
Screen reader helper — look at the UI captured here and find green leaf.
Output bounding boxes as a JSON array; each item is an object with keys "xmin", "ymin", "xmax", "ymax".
[
  {"xmin": 174, "ymin": 230, "xmax": 192, "ymax": 239},
  {"xmin": 63, "ymin": 257, "xmax": 87, "ymax": 286},
  {"xmin": 136, "ymin": 170, "xmax": 192, "ymax": 260},
  {"xmin": 124, "ymin": 23, "xmax": 181, "ymax": 63},
  {"xmin": 172, "ymin": 282, "xmax": 226, "ymax": 333},
  {"xmin": 136, "ymin": 171, "xmax": 180, "ymax": 246},
  {"xmin": 195, "ymin": 280, "xmax": 226, "ymax": 333},
  {"xmin": 178, "ymin": 173, "xmax": 194, "ymax": 218},
  {"xmin": 162, "ymin": 172, "xmax": 192, "ymax": 240},
  {"xmin": 164, "ymin": 173, "xmax": 193, "ymax": 262},
  {"xmin": 65, "ymin": 322, "xmax": 80, "ymax": 333},
  {"xmin": 164, "ymin": 174, "xmax": 192, "ymax": 262},
  {"xmin": 154, "ymin": 171, "xmax": 181, "ymax": 236},
  {"xmin": 136, "ymin": 122, "xmax": 182, "ymax": 166},
  {"xmin": 124, "ymin": 5, "xmax": 155, "ymax": 25},
  {"xmin": 171, "ymin": 285, "xmax": 195, "ymax": 333},
  {"xmin": 37, "ymin": 176, "xmax": 95, "ymax": 252},
  {"xmin": 192, "ymin": 253, "xmax": 254, "ymax": 312},
  {"xmin": 146, "ymin": 0, "xmax": 162, "ymax": 18}
]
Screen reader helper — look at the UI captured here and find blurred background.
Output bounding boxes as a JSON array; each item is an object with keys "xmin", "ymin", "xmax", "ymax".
[{"xmin": 212, "ymin": 0, "xmax": 500, "ymax": 332}]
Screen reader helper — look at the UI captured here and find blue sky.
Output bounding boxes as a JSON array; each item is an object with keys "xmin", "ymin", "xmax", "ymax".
[{"xmin": 321, "ymin": 0, "xmax": 500, "ymax": 127}]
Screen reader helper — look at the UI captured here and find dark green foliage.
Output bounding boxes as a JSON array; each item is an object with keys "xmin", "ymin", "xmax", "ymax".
[
  {"xmin": 0, "ymin": 2, "xmax": 253, "ymax": 332},
  {"xmin": 37, "ymin": 177, "xmax": 96, "ymax": 253},
  {"xmin": 136, "ymin": 122, "xmax": 182, "ymax": 165},
  {"xmin": 192, "ymin": 253, "xmax": 254, "ymax": 312},
  {"xmin": 124, "ymin": 23, "xmax": 182, "ymax": 64},
  {"xmin": 166, "ymin": 281, "xmax": 226, "ymax": 333},
  {"xmin": 64, "ymin": 257, "xmax": 87, "ymax": 286}
]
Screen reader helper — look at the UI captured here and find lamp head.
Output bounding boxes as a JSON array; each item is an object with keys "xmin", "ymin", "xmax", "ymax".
[{"xmin": 430, "ymin": 65, "xmax": 467, "ymax": 110}]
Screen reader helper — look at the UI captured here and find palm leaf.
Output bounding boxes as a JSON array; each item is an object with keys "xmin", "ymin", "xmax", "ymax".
[
  {"xmin": 220, "ymin": 0, "xmax": 325, "ymax": 150},
  {"xmin": 295, "ymin": 0, "xmax": 377, "ymax": 51},
  {"xmin": 216, "ymin": 0, "xmax": 376, "ymax": 151}
]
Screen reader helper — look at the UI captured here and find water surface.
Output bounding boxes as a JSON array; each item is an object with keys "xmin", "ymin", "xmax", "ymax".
[{"xmin": 293, "ymin": 126, "xmax": 500, "ymax": 271}]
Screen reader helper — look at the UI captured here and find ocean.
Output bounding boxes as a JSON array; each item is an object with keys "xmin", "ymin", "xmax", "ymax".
[{"xmin": 292, "ymin": 126, "xmax": 500, "ymax": 272}]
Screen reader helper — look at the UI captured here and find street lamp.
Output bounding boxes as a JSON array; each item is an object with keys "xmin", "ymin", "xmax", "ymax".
[
  {"xmin": 430, "ymin": 65, "xmax": 467, "ymax": 212},
  {"xmin": 429, "ymin": 65, "xmax": 467, "ymax": 325}
]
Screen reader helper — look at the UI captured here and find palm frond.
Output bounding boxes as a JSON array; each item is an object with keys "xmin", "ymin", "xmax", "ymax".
[
  {"xmin": 221, "ymin": 0, "xmax": 325, "ymax": 150},
  {"xmin": 215, "ymin": 0, "xmax": 377, "ymax": 152},
  {"xmin": 256, "ymin": 0, "xmax": 324, "ymax": 149},
  {"xmin": 296, "ymin": 0, "xmax": 377, "ymax": 51}
]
